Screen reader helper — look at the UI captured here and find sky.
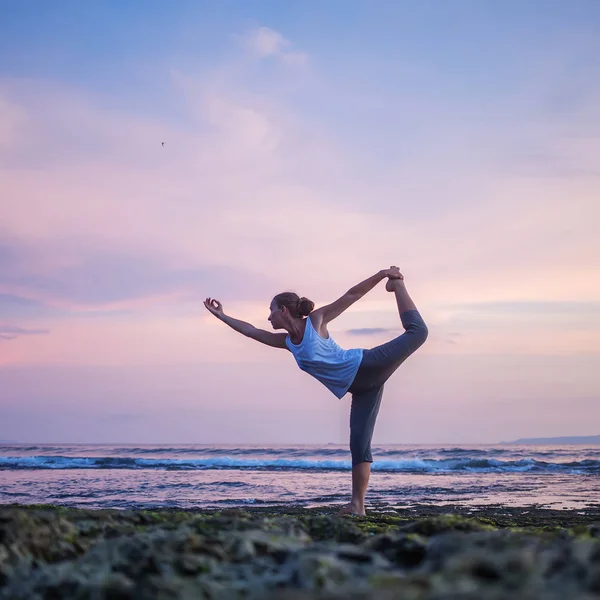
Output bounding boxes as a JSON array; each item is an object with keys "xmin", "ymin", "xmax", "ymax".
[{"xmin": 1, "ymin": 0, "xmax": 599, "ymax": 444}]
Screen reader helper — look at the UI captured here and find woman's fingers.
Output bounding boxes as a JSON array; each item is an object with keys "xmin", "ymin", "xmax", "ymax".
[
  {"xmin": 385, "ymin": 265, "xmax": 404, "ymax": 280},
  {"xmin": 204, "ymin": 297, "xmax": 222, "ymax": 312},
  {"xmin": 204, "ymin": 298, "xmax": 219, "ymax": 311},
  {"xmin": 388, "ymin": 265, "xmax": 403, "ymax": 279}
]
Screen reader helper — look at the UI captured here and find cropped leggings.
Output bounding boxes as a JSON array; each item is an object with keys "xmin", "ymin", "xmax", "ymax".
[{"xmin": 347, "ymin": 310, "xmax": 428, "ymax": 466}]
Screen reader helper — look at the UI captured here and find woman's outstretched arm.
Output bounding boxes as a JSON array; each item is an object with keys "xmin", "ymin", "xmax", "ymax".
[
  {"xmin": 314, "ymin": 266, "xmax": 403, "ymax": 325},
  {"xmin": 204, "ymin": 298, "xmax": 288, "ymax": 349}
]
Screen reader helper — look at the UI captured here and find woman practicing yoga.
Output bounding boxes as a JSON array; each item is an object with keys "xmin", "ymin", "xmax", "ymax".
[{"xmin": 204, "ymin": 266, "xmax": 428, "ymax": 515}]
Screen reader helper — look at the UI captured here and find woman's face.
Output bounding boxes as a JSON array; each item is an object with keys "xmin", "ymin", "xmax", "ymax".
[{"xmin": 268, "ymin": 301, "xmax": 284, "ymax": 329}]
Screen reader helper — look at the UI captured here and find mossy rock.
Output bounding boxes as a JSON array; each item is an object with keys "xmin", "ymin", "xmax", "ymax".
[
  {"xmin": 399, "ymin": 514, "xmax": 496, "ymax": 537},
  {"xmin": 3, "ymin": 505, "xmax": 600, "ymax": 600},
  {"xmin": 299, "ymin": 515, "xmax": 366, "ymax": 543},
  {"xmin": 363, "ymin": 533, "xmax": 428, "ymax": 568}
]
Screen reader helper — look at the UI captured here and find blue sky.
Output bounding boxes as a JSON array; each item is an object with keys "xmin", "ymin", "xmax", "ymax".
[{"xmin": 1, "ymin": 1, "xmax": 599, "ymax": 443}]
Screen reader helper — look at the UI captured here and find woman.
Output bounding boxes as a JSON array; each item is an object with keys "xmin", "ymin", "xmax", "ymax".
[{"xmin": 204, "ymin": 266, "xmax": 428, "ymax": 516}]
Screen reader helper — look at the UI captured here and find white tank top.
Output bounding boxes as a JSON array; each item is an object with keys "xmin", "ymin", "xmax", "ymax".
[{"xmin": 286, "ymin": 316, "xmax": 363, "ymax": 399}]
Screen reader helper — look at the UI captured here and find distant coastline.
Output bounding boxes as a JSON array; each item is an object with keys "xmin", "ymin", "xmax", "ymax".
[{"xmin": 502, "ymin": 435, "xmax": 600, "ymax": 445}]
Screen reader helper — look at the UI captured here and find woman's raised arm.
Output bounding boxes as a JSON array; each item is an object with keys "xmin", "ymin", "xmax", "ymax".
[{"xmin": 313, "ymin": 267, "xmax": 403, "ymax": 325}]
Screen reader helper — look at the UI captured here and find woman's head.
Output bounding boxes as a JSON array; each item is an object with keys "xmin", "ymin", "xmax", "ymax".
[{"xmin": 268, "ymin": 292, "xmax": 314, "ymax": 328}]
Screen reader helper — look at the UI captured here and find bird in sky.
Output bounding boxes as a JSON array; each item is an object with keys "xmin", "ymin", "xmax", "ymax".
[{"xmin": 161, "ymin": 142, "xmax": 165, "ymax": 147}]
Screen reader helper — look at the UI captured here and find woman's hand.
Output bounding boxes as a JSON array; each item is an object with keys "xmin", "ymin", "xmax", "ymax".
[
  {"xmin": 382, "ymin": 266, "xmax": 404, "ymax": 280},
  {"xmin": 204, "ymin": 297, "xmax": 224, "ymax": 318}
]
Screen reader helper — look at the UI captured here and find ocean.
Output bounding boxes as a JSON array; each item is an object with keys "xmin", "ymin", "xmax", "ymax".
[{"xmin": 1, "ymin": 443, "xmax": 599, "ymax": 511}]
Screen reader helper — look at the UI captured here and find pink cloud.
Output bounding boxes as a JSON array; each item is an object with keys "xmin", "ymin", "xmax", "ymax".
[
  {"xmin": 0, "ymin": 26, "xmax": 598, "ymax": 377},
  {"xmin": 0, "ymin": 325, "xmax": 49, "ymax": 341}
]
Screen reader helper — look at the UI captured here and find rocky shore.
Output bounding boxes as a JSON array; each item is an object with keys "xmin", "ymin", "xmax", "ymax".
[{"xmin": 1, "ymin": 503, "xmax": 600, "ymax": 599}]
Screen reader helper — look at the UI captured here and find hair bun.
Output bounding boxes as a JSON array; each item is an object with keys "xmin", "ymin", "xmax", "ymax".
[{"xmin": 297, "ymin": 297, "xmax": 315, "ymax": 317}]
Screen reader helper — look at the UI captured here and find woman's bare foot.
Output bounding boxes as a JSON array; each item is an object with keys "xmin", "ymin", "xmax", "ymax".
[
  {"xmin": 385, "ymin": 276, "xmax": 404, "ymax": 292},
  {"xmin": 336, "ymin": 503, "xmax": 366, "ymax": 517}
]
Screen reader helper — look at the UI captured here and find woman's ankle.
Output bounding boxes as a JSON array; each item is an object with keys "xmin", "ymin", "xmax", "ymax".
[{"xmin": 385, "ymin": 277, "xmax": 404, "ymax": 292}]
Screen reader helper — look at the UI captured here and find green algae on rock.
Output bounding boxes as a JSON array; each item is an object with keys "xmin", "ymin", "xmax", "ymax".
[{"xmin": 1, "ymin": 504, "xmax": 600, "ymax": 599}]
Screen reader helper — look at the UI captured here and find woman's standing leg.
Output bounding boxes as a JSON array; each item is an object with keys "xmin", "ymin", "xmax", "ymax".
[{"xmin": 337, "ymin": 384, "xmax": 385, "ymax": 516}]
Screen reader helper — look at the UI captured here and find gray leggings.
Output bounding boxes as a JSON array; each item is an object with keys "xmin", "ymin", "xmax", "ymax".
[{"xmin": 347, "ymin": 310, "xmax": 428, "ymax": 466}]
